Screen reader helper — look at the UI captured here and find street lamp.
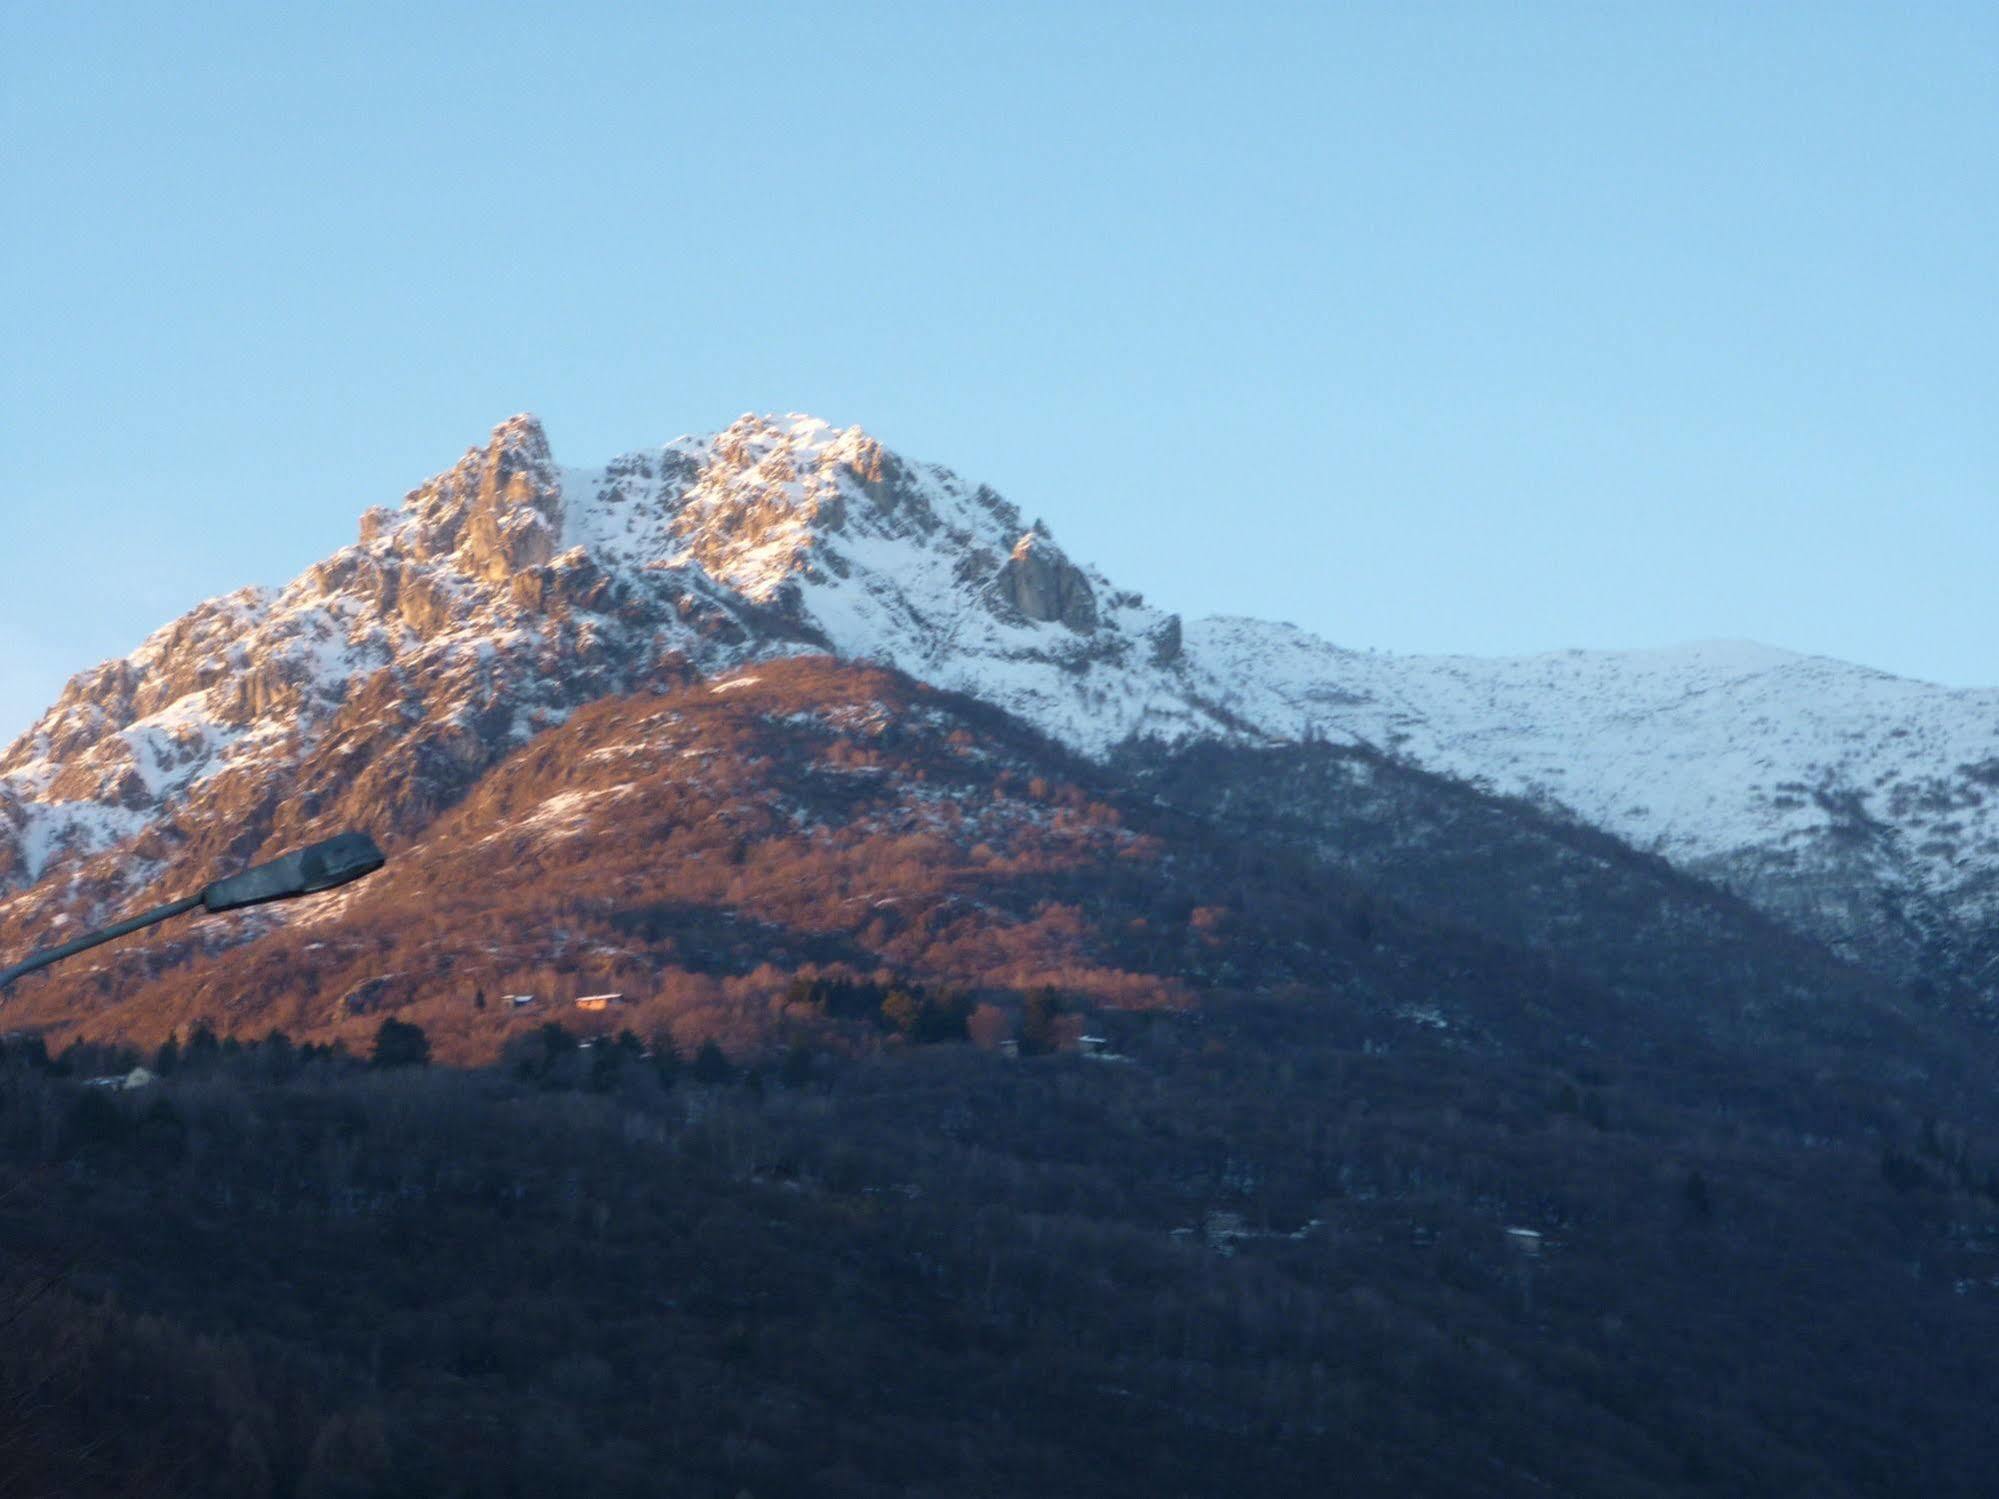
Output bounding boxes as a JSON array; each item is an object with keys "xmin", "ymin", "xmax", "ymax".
[{"xmin": 0, "ymin": 832, "xmax": 386, "ymax": 992}]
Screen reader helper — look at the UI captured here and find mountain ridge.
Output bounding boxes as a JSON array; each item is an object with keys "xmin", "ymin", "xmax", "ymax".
[{"xmin": 3, "ymin": 411, "xmax": 1992, "ymax": 995}]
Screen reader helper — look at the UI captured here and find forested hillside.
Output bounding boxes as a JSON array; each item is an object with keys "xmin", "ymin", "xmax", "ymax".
[
  {"xmin": 4, "ymin": 661, "xmax": 1999, "ymax": 1495},
  {"xmin": 4, "ymin": 996, "xmax": 1998, "ymax": 1498}
]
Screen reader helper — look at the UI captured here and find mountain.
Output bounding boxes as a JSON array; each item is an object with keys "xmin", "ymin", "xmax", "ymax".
[
  {"xmin": 0, "ymin": 414, "xmax": 1206, "ymax": 914},
  {"xmin": 8, "ymin": 413, "xmax": 1999, "ymax": 1499},
  {"xmin": 1191, "ymin": 624, "xmax": 1999, "ymax": 991},
  {"xmin": 5, "ymin": 652, "xmax": 1965, "ymax": 1108},
  {"xmin": 7, "ymin": 658, "xmax": 1999, "ymax": 1499},
  {"xmin": 2, "ymin": 412, "xmax": 1992, "ymax": 1006}
]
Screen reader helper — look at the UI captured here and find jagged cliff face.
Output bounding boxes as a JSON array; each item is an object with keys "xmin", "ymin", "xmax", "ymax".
[{"xmin": 1, "ymin": 411, "xmax": 1994, "ymax": 998}]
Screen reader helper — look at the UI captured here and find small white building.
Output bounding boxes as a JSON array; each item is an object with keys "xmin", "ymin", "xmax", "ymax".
[{"xmin": 85, "ymin": 1067, "xmax": 156, "ymax": 1092}]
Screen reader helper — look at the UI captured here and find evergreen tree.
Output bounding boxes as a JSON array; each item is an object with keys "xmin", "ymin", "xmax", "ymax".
[
  {"xmin": 370, "ymin": 1018, "xmax": 430, "ymax": 1070},
  {"xmin": 261, "ymin": 1030, "xmax": 297, "ymax": 1083},
  {"xmin": 692, "ymin": 1039, "xmax": 734, "ymax": 1086},
  {"xmin": 1682, "ymin": 1169, "xmax": 1713, "ymax": 1221},
  {"xmin": 779, "ymin": 1041, "xmax": 815, "ymax": 1090},
  {"xmin": 649, "ymin": 1031, "xmax": 681, "ymax": 1088},
  {"xmin": 588, "ymin": 1044, "xmax": 622, "ymax": 1094},
  {"xmin": 1022, "ymin": 988, "xmax": 1062, "ymax": 1056}
]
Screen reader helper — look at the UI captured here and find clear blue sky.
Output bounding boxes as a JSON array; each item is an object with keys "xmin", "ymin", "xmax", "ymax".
[{"xmin": 3, "ymin": 2, "xmax": 1994, "ymax": 742}]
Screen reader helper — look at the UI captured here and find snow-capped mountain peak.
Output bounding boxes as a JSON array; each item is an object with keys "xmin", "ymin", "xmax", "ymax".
[
  {"xmin": 360, "ymin": 411, "xmax": 564, "ymax": 584},
  {"xmin": 3, "ymin": 411, "xmax": 1994, "ymax": 995},
  {"xmin": 0, "ymin": 414, "xmax": 1217, "ymax": 898}
]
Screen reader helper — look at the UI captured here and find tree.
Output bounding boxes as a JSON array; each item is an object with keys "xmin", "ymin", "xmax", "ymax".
[
  {"xmin": 914, "ymin": 986, "xmax": 971, "ymax": 1043},
  {"xmin": 1881, "ymin": 1148, "xmax": 1930, "ymax": 1194},
  {"xmin": 65, "ymin": 1088, "xmax": 129, "ymax": 1153},
  {"xmin": 370, "ymin": 1018, "xmax": 430, "ymax": 1070},
  {"xmin": 880, "ymin": 989, "xmax": 922, "ymax": 1037},
  {"xmin": 779, "ymin": 1042, "xmax": 815, "ymax": 1090},
  {"xmin": 968, "ymin": 1003, "xmax": 1014, "ymax": 1052},
  {"xmin": 1682, "ymin": 1169, "xmax": 1713, "ymax": 1221},
  {"xmin": 298, "ymin": 1408, "xmax": 389, "ymax": 1499},
  {"xmin": 1022, "ymin": 988, "xmax": 1062, "ymax": 1056},
  {"xmin": 221, "ymin": 1419, "xmax": 272, "ymax": 1499},
  {"xmin": 692, "ymin": 1039, "xmax": 734, "ymax": 1086},
  {"xmin": 649, "ymin": 1030, "xmax": 681, "ymax": 1088},
  {"xmin": 260, "ymin": 1030, "xmax": 298, "ymax": 1083},
  {"xmin": 589, "ymin": 1035, "xmax": 645, "ymax": 1094}
]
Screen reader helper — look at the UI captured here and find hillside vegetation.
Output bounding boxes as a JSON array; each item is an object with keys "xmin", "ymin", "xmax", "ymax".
[{"xmin": 5, "ymin": 662, "xmax": 1999, "ymax": 1494}]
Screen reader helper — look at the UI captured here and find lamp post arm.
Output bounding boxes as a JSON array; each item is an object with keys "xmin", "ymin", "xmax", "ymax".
[
  {"xmin": 0, "ymin": 832, "xmax": 384, "ymax": 996},
  {"xmin": 0, "ymin": 895, "xmax": 205, "ymax": 993}
]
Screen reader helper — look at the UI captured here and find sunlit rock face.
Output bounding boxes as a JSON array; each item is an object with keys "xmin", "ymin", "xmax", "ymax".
[
  {"xmin": 2, "ymin": 409, "xmax": 1995, "ymax": 998},
  {"xmin": 996, "ymin": 530, "xmax": 1098, "ymax": 632},
  {"xmin": 391, "ymin": 414, "xmax": 564, "ymax": 580}
]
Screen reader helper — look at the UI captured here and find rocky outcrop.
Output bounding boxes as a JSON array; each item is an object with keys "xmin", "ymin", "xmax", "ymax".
[
  {"xmin": 510, "ymin": 551, "xmax": 617, "ymax": 616},
  {"xmin": 0, "ymin": 790, "xmax": 26, "ymax": 887},
  {"xmin": 994, "ymin": 530, "xmax": 1098, "ymax": 631},
  {"xmin": 392, "ymin": 414, "xmax": 565, "ymax": 579},
  {"xmin": 458, "ymin": 419, "xmax": 565, "ymax": 582}
]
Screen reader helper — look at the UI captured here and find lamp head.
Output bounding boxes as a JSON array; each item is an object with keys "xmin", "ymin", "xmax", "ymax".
[{"xmin": 201, "ymin": 833, "xmax": 386, "ymax": 913}]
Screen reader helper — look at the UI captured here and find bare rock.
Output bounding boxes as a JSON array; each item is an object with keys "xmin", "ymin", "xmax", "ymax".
[{"xmin": 995, "ymin": 531, "xmax": 1098, "ymax": 632}]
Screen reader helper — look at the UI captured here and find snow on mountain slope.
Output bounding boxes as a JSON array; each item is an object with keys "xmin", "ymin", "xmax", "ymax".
[
  {"xmin": 1189, "ymin": 618, "xmax": 1999, "ymax": 978},
  {"xmin": 2, "ymin": 410, "xmax": 1992, "ymax": 989},
  {"xmin": 555, "ymin": 413, "xmax": 1209, "ymax": 748}
]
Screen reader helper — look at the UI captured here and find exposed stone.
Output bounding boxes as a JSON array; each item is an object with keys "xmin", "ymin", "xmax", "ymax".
[
  {"xmin": 994, "ymin": 531, "xmax": 1098, "ymax": 632},
  {"xmin": 231, "ymin": 657, "xmax": 310, "ymax": 720},
  {"xmin": 357, "ymin": 507, "xmax": 398, "ymax": 546},
  {"xmin": 838, "ymin": 441, "xmax": 927, "ymax": 531},
  {"xmin": 364, "ymin": 558, "xmax": 401, "ymax": 617},
  {"xmin": 511, "ymin": 552, "xmax": 614, "ymax": 616},
  {"xmin": 40, "ymin": 747, "xmax": 136, "ymax": 809},
  {"xmin": 398, "ymin": 570, "xmax": 457, "ymax": 636},
  {"xmin": 398, "ymin": 415, "xmax": 564, "ymax": 580},
  {"xmin": 463, "ymin": 488, "xmax": 561, "ymax": 582}
]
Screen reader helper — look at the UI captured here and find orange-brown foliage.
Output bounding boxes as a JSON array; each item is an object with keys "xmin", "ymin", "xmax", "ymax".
[{"xmin": 4, "ymin": 659, "xmax": 1197, "ymax": 1064}]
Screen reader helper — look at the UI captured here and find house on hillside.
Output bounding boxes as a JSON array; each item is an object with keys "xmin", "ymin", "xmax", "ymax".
[
  {"xmin": 574, "ymin": 993, "xmax": 627, "ymax": 1013},
  {"xmin": 86, "ymin": 1067, "xmax": 156, "ymax": 1092},
  {"xmin": 1504, "ymin": 1227, "xmax": 1544, "ymax": 1257},
  {"xmin": 505, "ymin": 994, "xmax": 537, "ymax": 1009}
]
